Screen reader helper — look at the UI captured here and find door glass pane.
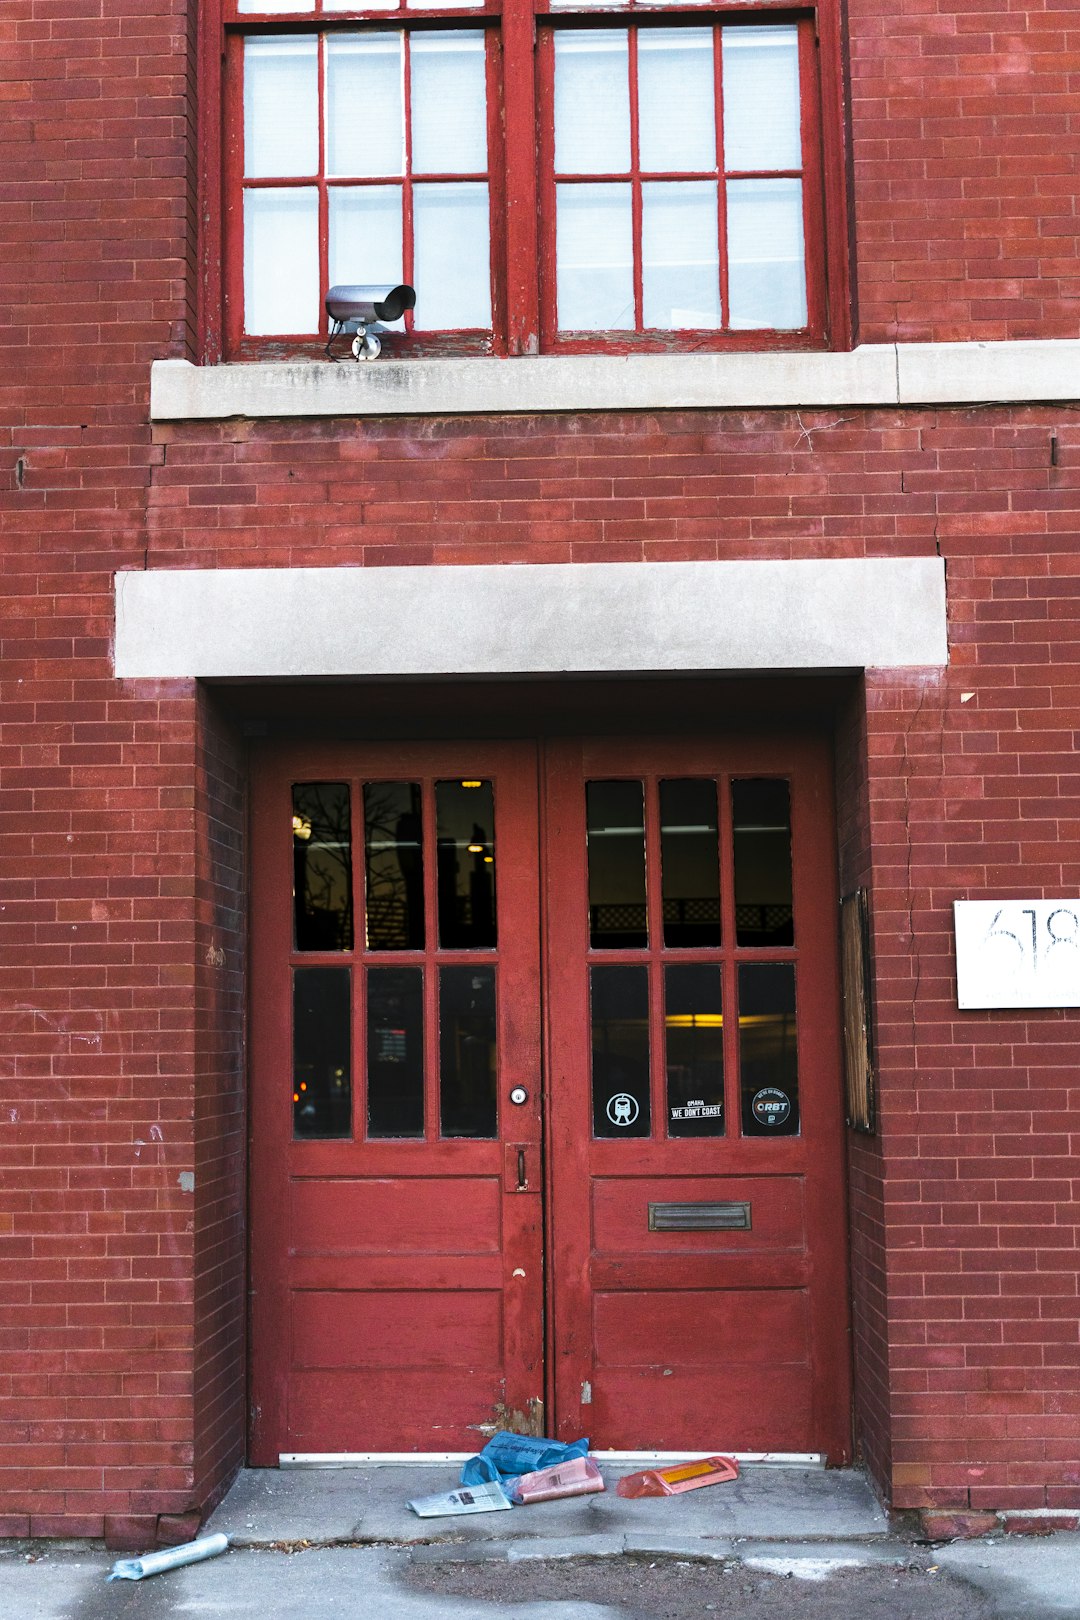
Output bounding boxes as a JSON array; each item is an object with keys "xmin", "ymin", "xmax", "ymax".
[
  {"xmin": 722, "ymin": 26, "xmax": 801, "ymax": 173},
  {"xmin": 739, "ymin": 962, "xmax": 799, "ymax": 1136},
  {"xmin": 440, "ymin": 966, "xmax": 497, "ymax": 1138},
  {"xmin": 554, "ymin": 31, "xmax": 630, "ymax": 175},
  {"xmin": 410, "ymin": 32, "xmax": 487, "ymax": 175},
  {"xmin": 364, "ymin": 782, "xmax": 424, "ymax": 951},
  {"xmin": 293, "ymin": 783, "xmax": 354, "ymax": 951},
  {"xmin": 659, "ymin": 779, "xmax": 721, "ymax": 947},
  {"xmin": 556, "ymin": 183, "xmax": 634, "ymax": 330},
  {"xmin": 366, "ymin": 966, "xmax": 424, "ymax": 1138},
  {"xmin": 436, "ymin": 780, "xmax": 497, "ymax": 949},
  {"xmin": 244, "ymin": 187, "xmax": 320, "ymax": 335},
  {"xmin": 293, "ymin": 967, "xmax": 351, "ymax": 1138},
  {"xmin": 665, "ymin": 964, "xmax": 724, "ymax": 1137},
  {"xmin": 244, "ymin": 36, "xmax": 318, "ymax": 179},
  {"xmin": 642, "ymin": 180, "xmax": 722, "ymax": 329},
  {"xmin": 726, "ymin": 177, "xmax": 806, "ymax": 330},
  {"xmin": 637, "ymin": 30, "xmax": 715, "ymax": 174},
  {"xmin": 591, "ymin": 965, "xmax": 650, "ymax": 1137},
  {"xmin": 329, "ymin": 187, "xmax": 406, "ymax": 332},
  {"xmin": 733, "ymin": 778, "xmax": 794, "ymax": 945},
  {"xmin": 326, "ymin": 33, "xmax": 404, "ymax": 178},
  {"xmin": 412, "ymin": 183, "xmax": 491, "ymax": 329},
  {"xmin": 587, "ymin": 781, "xmax": 647, "ymax": 948}
]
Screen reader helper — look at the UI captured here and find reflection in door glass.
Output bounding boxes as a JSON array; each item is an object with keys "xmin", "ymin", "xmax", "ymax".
[
  {"xmin": 665, "ymin": 964, "xmax": 724, "ymax": 1137},
  {"xmin": 733, "ymin": 779, "xmax": 794, "ymax": 945},
  {"xmin": 364, "ymin": 782, "xmax": 424, "ymax": 951},
  {"xmin": 587, "ymin": 781, "xmax": 648, "ymax": 948},
  {"xmin": 293, "ymin": 967, "xmax": 351, "ymax": 1137},
  {"xmin": 436, "ymin": 781, "xmax": 497, "ymax": 950},
  {"xmin": 293, "ymin": 783, "xmax": 354, "ymax": 951},
  {"xmin": 591, "ymin": 965, "xmax": 651, "ymax": 1137},
  {"xmin": 439, "ymin": 966, "xmax": 497, "ymax": 1137},
  {"xmin": 660, "ymin": 779, "xmax": 721, "ymax": 947},
  {"xmin": 739, "ymin": 962, "xmax": 799, "ymax": 1136},
  {"xmin": 366, "ymin": 967, "xmax": 425, "ymax": 1138}
]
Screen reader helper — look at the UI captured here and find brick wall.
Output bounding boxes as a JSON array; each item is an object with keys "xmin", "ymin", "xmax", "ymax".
[
  {"xmin": 4, "ymin": 0, "xmax": 1080, "ymax": 1535},
  {"xmin": 850, "ymin": 0, "xmax": 1080, "ymax": 342}
]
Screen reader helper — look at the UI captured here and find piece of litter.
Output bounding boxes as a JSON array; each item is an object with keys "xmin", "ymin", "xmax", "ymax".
[
  {"xmin": 107, "ymin": 1533, "xmax": 230, "ymax": 1582},
  {"xmin": 616, "ymin": 1455, "xmax": 738, "ymax": 1499},
  {"xmin": 408, "ymin": 1481, "xmax": 512, "ymax": 1518},
  {"xmin": 461, "ymin": 1431, "xmax": 589, "ymax": 1486},
  {"xmin": 508, "ymin": 1457, "xmax": 604, "ymax": 1504}
]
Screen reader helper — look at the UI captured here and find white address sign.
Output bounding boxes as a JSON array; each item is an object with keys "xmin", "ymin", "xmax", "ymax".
[{"xmin": 954, "ymin": 899, "xmax": 1080, "ymax": 1009}]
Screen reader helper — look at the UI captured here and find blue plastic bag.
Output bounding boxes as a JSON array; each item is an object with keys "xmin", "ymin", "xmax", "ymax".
[{"xmin": 461, "ymin": 1432, "xmax": 590, "ymax": 1486}]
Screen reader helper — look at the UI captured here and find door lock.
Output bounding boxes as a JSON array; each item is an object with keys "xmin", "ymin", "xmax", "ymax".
[{"xmin": 509, "ymin": 1086, "xmax": 528, "ymax": 1105}]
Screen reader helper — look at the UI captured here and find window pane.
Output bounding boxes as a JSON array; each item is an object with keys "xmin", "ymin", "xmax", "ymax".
[
  {"xmin": 364, "ymin": 782, "xmax": 424, "ymax": 951},
  {"xmin": 727, "ymin": 178, "xmax": 806, "ymax": 330},
  {"xmin": 587, "ymin": 780, "xmax": 647, "ymax": 949},
  {"xmin": 440, "ymin": 966, "xmax": 497, "ymax": 1138},
  {"xmin": 326, "ymin": 33, "xmax": 404, "ymax": 178},
  {"xmin": 723, "ymin": 26, "xmax": 801, "ymax": 173},
  {"xmin": 244, "ymin": 36, "xmax": 318, "ymax": 179},
  {"xmin": 638, "ymin": 30, "xmax": 715, "ymax": 174},
  {"xmin": 244, "ymin": 187, "xmax": 320, "ymax": 335},
  {"xmin": 666, "ymin": 965, "xmax": 724, "ymax": 1138},
  {"xmin": 435, "ymin": 780, "xmax": 496, "ymax": 950},
  {"xmin": 660, "ymin": 779, "xmax": 720, "ymax": 947},
  {"xmin": 554, "ymin": 31, "xmax": 630, "ymax": 175},
  {"xmin": 293, "ymin": 783, "xmax": 354, "ymax": 951},
  {"xmin": 367, "ymin": 967, "xmax": 424, "ymax": 1138},
  {"xmin": 412, "ymin": 183, "xmax": 491, "ymax": 329},
  {"xmin": 739, "ymin": 963, "xmax": 799, "ymax": 1136},
  {"xmin": 240, "ymin": 0, "xmax": 314, "ymax": 11},
  {"xmin": 733, "ymin": 779, "xmax": 794, "ymax": 946},
  {"xmin": 328, "ymin": 187, "xmax": 406, "ymax": 331},
  {"xmin": 592, "ymin": 965, "xmax": 650, "ymax": 1138},
  {"xmin": 326, "ymin": 0, "xmax": 396, "ymax": 8},
  {"xmin": 642, "ymin": 181, "xmax": 721, "ymax": 329},
  {"xmin": 556, "ymin": 183, "xmax": 634, "ymax": 330},
  {"xmin": 411, "ymin": 32, "xmax": 487, "ymax": 175},
  {"xmin": 294, "ymin": 968, "xmax": 351, "ymax": 1138}
]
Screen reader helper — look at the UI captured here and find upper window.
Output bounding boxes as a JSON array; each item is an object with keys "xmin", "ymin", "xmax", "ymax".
[{"xmin": 221, "ymin": 1, "xmax": 841, "ymax": 357}]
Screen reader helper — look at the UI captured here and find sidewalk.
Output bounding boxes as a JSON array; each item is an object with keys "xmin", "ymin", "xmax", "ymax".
[
  {"xmin": 204, "ymin": 1459, "xmax": 889, "ymax": 1552},
  {"xmin": 3, "ymin": 1465, "xmax": 1080, "ymax": 1619}
]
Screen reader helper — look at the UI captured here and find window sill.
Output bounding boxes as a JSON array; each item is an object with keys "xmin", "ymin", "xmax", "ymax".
[{"xmin": 150, "ymin": 340, "xmax": 1080, "ymax": 422}]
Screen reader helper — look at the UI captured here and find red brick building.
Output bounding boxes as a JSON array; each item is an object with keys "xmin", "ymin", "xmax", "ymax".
[{"xmin": 4, "ymin": 0, "xmax": 1080, "ymax": 1545}]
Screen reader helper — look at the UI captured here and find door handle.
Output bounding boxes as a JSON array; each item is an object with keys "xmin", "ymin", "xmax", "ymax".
[{"xmin": 505, "ymin": 1142, "xmax": 533, "ymax": 1193}]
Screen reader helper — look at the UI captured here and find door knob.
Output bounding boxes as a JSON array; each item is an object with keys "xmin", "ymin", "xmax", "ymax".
[{"xmin": 509, "ymin": 1086, "xmax": 528, "ymax": 1105}]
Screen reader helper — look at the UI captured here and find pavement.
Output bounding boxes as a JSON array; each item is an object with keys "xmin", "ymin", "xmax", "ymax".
[{"xmin": 2, "ymin": 1463, "xmax": 1079, "ymax": 1619}]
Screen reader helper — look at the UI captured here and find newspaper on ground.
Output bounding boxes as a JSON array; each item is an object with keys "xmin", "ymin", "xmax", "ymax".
[
  {"xmin": 408, "ymin": 1480, "xmax": 512, "ymax": 1518},
  {"xmin": 107, "ymin": 1533, "xmax": 230, "ymax": 1581},
  {"xmin": 460, "ymin": 1431, "xmax": 590, "ymax": 1485}
]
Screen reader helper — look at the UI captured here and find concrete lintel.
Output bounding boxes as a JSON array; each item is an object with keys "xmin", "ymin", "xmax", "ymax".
[
  {"xmin": 149, "ymin": 340, "xmax": 1080, "ymax": 422},
  {"xmin": 113, "ymin": 557, "xmax": 948, "ymax": 681}
]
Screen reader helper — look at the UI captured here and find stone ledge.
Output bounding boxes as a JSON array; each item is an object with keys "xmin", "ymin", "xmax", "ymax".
[{"xmin": 149, "ymin": 340, "xmax": 1080, "ymax": 421}]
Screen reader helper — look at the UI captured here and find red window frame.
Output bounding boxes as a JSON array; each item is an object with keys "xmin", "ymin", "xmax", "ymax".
[{"xmin": 199, "ymin": 0, "xmax": 853, "ymax": 361}]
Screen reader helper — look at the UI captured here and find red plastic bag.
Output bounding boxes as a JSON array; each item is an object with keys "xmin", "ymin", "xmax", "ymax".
[{"xmin": 616, "ymin": 1455, "xmax": 739, "ymax": 1499}]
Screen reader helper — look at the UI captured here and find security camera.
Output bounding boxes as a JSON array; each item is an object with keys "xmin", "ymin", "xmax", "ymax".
[{"xmin": 324, "ymin": 283, "xmax": 417, "ymax": 361}]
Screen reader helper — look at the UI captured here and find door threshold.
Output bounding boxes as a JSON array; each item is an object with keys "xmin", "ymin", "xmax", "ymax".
[{"xmin": 279, "ymin": 1451, "xmax": 825, "ymax": 1469}]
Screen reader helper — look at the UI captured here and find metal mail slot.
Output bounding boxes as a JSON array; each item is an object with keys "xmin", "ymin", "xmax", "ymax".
[{"xmin": 648, "ymin": 1200, "xmax": 752, "ymax": 1232}]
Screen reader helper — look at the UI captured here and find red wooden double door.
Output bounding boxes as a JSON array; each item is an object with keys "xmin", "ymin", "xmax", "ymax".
[{"xmin": 250, "ymin": 733, "xmax": 851, "ymax": 1464}]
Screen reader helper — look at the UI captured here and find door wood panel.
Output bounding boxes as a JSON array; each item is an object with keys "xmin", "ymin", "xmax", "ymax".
[
  {"xmin": 249, "ymin": 741, "xmax": 544, "ymax": 1461},
  {"xmin": 542, "ymin": 734, "xmax": 851, "ymax": 1461}
]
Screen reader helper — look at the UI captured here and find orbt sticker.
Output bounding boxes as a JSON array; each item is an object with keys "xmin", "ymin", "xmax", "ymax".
[{"xmin": 751, "ymin": 1087, "xmax": 791, "ymax": 1128}]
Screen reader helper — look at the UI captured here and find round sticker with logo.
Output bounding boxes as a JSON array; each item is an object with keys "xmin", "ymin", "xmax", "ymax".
[
  {"xmin": 606, "ymin": 1092, "xmax": 640, "ymax": 1128},
  {"xmin": 751, "ymin": 1087, "xmax": 792, "ymax": 1128}
]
